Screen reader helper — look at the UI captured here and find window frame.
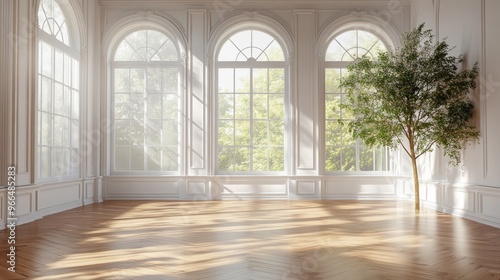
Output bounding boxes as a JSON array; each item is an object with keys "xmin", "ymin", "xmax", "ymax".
[
  {"xmin": 35, "ymin": 0, "xmax": 81, "ymax": 182},
  {"xmin": 109, "ymin": 27, "xmax": 184, "ymax": 175},
  {"xmin": 322, "ymin": 27, "xmax": 393, "ymax": 175},
  {"xmin": 214, "ymin": 27, "xmax": 290, "ymax": 175}
]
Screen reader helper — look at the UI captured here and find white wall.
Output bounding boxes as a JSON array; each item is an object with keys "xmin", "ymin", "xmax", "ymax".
[
  {"xmin": 97, "ymin": 0, "xmax": 411, "ymax": 204},
  {"xmin": 409, "ymin": 0, "xmax": 500, "ymax": 228},
  {"xmin": 3, "ymin": 0, "xmax": 500, "ymax": 230}
]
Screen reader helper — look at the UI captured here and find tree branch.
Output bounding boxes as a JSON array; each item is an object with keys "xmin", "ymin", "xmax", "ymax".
[
  {"xmin": 396, "ymin": 136, "xmax": 411, "ymax": 157},
  {"xmin": 416, "ymin": 140, "xmax": 437, "ymax": 159}
]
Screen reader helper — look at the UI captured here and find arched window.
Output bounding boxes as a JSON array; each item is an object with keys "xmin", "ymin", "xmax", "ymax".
[
  {"xmin": 216, "ymin": 29, "xmax": 287, "ymax": 173},
  {"xmin": 37, "ymin": 0, "xmax": 80, "ymax": 180},
  {"xmin": 111, "ymin": 29, "xmax": 182, "ymax": 173},
  {"xmin": 324, "ymin": 29, "xmax": 390, "ymax": 172}
]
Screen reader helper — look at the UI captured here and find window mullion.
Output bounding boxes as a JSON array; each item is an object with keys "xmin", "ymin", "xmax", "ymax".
[
  {"xmin": 143, "ymin": 68, "xmax": 148, "ymax": 171},
  {"xmin": 232, "ymin": 68, "xmax": 236, "ymax": 172},
  {"xmin": 249, "ymin": 67, "xmax": 254, "ymax": 172}
]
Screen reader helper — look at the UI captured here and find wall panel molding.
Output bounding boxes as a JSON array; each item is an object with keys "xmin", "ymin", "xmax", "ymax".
[
  {"xmin": 294, "ymin": 10, "xmax": 317, "ymax": 172},
  {"xmin": 187, "ymin": 10, "xmax": 208, "ymax": 173},
  {"xmin": 399, "ymin": 178, "xmax": 500, "ymax": 228}
]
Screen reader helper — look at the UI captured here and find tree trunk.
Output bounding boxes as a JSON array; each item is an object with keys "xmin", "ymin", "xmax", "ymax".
[
  {"xmin": 410, "ymin": 154, "xmax": 420, "ymax": 210},
  {"xmin": 408, "ymin": 132, "xmax": 420, "ymax": 210}
]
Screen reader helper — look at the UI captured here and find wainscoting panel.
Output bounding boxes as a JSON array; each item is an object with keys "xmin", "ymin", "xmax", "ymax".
[
  {"xmin": 37, "ymin": 182, "xmax": 83, "ymax": 217},
  {"xmin": 399, "ymin": 178, "xmax": 500, "ymax": 228},
  {"xmin": 288, "ymin": 177, "xmax": 321, "ymax": 199},
  {"xmin": 84, "ymin": 179, "xmax": 95, "ymax": 205},
  {"xmin": 15, "ymin": 187, "xmax": 41, "ymax": 225},
  {"xmin": 104, "ymin": 177, "xmax": 181, "ymax": 199},
  {"xmin": 323, "ymin": 176, "xmax": 397, "ymax": 199},
  {"xmin": 218, "ymin": 176, "xmax": 289, "ymax": 200},
  {"xmin": 478, "ymin": 191, "xmax": 500, "ymax": 226}
]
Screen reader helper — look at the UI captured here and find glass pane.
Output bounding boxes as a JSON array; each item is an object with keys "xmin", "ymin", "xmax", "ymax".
[
  {"xmin": 146, "ymin": 119, "xmax": 161, "ymax": 146},
  {"xmin": 218, "ymin": 147, "xmax": 234, "ymax": 172},
  {"xmin": 71, "ymin": 89, "xmax": 78, "ymax": 119},
  {"xmin": 41, "ymin": 41, "xmax": 52, "ymax": 77},
  {"xmin": 325, "ymin": 94, "xmax": 341, "ymax": 119},
  {"xmin": 235, "ymin": 94, "xmax": 250, "ymax": 119},
  {"xmin": 218, "ymin": 41, "xmax": 240, "ymax": 61},
  {"xmin": 127, "ymin": 30, "xmax": 148, "ymax": 61},
  {"xmin": 54, "ymin": 49, "xmax": 63, "ymax": 82},
  {"xmin": 40, "ymin": 147, "xmax": 51, "ymax": 178},
  {"xmin": 325, "ymin": 121, "xmax": 341, "ymax": 146},
  {"xmin": 235, "ymin": 147, "xmax": 250, "ymax": 171},
  {"xmin": 130, "ymin": 147, "xmax": 144, "ymax": 170},
  {"xmin": 53, "ymin": 83, "xmax": 64, "ymax": 115},
  {"xmin": 115, "ymin": 120, "xmax": 130, "ymax": 145},
  {"xmin": 265, "ymin": 40, "xmax": 285, "ymax": 61},
  {"xmin": 53, "ymin": 116, "xmax": 69, "ymax": 147},
  {"xmin": 269, "ymin": 147, "xmax": 284, "ymax": 171},
  {"xmin": 163, "ymin": 68, "xmax": 179, "ymax": 93},
  {"xmin": 342, "ymin": 147, "xmax": 356, "ymax": 171},
  {"xmin": 129, "ymin": 93, "xmax": 145, "ymax": 119},
  {"xmin": 147, "ymin": 94, "xmax": 162, "ymax": 119},
  {"xmin": 114, "ymin": 69, "xmax": 130, "ymax": 92},
  {"xmin": 218, "ymin": 69, "xmax": 234, "ymax": 93},
  {"xmin": 147, "ymin": 68, "xmax": 162, "ymax": 93},
  {"xmin": 341, "ymin": 122, "xmax": 356, "ymax": 146},
  {"xmin": 375, "ymin": 147, "xmax": 388, "ymax": 171},
  {"xmin": 218, "ymin": 94, "xmax": 234, "ymax": 119},
  {"xmin": 163, "ymin": 94, "xmax": 178, "ymax": 120},
  {"xmin": 114, "ymin": 93, "xmax": 130, "ymax": 119},
  {"xmin": 235, "ymin": 68, "xmax": 250, "ymax": 93},
  {"xmin": 253, "ymin": 68, "xmax": 268, "ymax": 93},
  {"xmin": 234, "ymin": 120, "xmax": 250, "ymax": 146},
  {"xmin": 115, "ymin": 147, "xmax": 130, "ymax": 171},
  {"xmin": 158, "ymin": 39, "xmax": 178, "ymax": 61},
  {"xmin": 325, "ymin": 146, "xmax": 341, "ymax": 171},
  {"xmin": 64, "ymin": 54, "xmax": 71, "ymax": 85},
  {"xmin": 253, "ymin": 121, "xmax": 267, "ymax": 146},
  {"xmin": 130, "ymin": 68, "xmax": 144, "ymax": 93},
  {"xmin": 40, "ymin": 76, "xmax": 52, "ymax": 112},
  {"xmin": 325, "ymin": 69, "xmax": 340, "ymax": 93},
  {"xmin": 268, "ymin": 95, "xmax": 284, "ymax": 119},
  {"xmin": 325, "ymin": 40, "xmax": 344, "ymax": 61},
  {"xmin": 162, "ymin": 120, "xmax": 178, "ymax": 146},
  {"xmin": 72, "ymin": 60, "xmax": 79, "ymax": 89},
  {"xmin": 269, "ymin": 68, "xmax": 284, "ymax": 93},
  {"xmin": 53, "ymin": 148, "xmax": 65, "ymax": 176},
  {"xmin": 218, "ymin": 120, "xmax": 234, "ymax": 146},
  {"xmin": 269, "ymin": 121, "xmax": 284, "ymax": 146},
  {"xmin": 253, "ymin": 94, "xmax": 267, "ymax": 119},
  {"xmin": 129, "ymin": 121, "xmax": 144, "ymax": 145},
  {"xmin": 71, "ymin": 121, "xmax": 79, "ymax": 148},
  {"xmin": 114, "ymin": 40, "xmax": 135, "ymax": 61},
  {"xmin": 162, "ymin": 147, "xmax": 179, "ymax": 171},
  {"xmin": 253, "ymin": 147, "xmax": 268, "ymax": 171},
  {"xmin": 40, "ymin": 112, "xmax": 52, "ymax": 146},
  {"xmin": 359, "ymin": 146, "xmax": 374, "ymax": 171},
  {"xmin": 146, "ymin": 146, "xmax": 161, "ymax": 171}
]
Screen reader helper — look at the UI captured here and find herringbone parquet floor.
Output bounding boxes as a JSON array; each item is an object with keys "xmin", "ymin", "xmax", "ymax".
[{"xmin": 1, "ymin": 200, "xmax": 500, "ymax": 280}]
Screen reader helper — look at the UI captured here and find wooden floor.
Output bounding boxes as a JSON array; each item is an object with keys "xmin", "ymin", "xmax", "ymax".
[{"xmin": 1, "ymin": 200, "xmax": 500, "ymax": 280}]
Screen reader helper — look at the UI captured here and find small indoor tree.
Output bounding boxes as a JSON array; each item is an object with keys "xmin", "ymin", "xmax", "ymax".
[{"xmin": 339, "ymin": 24, "xmax": 479, "ymax": 210}]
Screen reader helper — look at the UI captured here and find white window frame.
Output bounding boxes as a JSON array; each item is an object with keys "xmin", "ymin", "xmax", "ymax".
[
  {"xmin": 322, "ymin": 27, "xmax": 394, "ymax": 175},
  {"xmin": 109, "ymin": 28, "xmax": 184, "ymax": 175},
  {"xmin": 36, "ymin": 0, "xmax": 81, "ymax": 182},
  {"xmin": 214, "ymin": 28, "xmax": 290, "ymax": 175}
]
